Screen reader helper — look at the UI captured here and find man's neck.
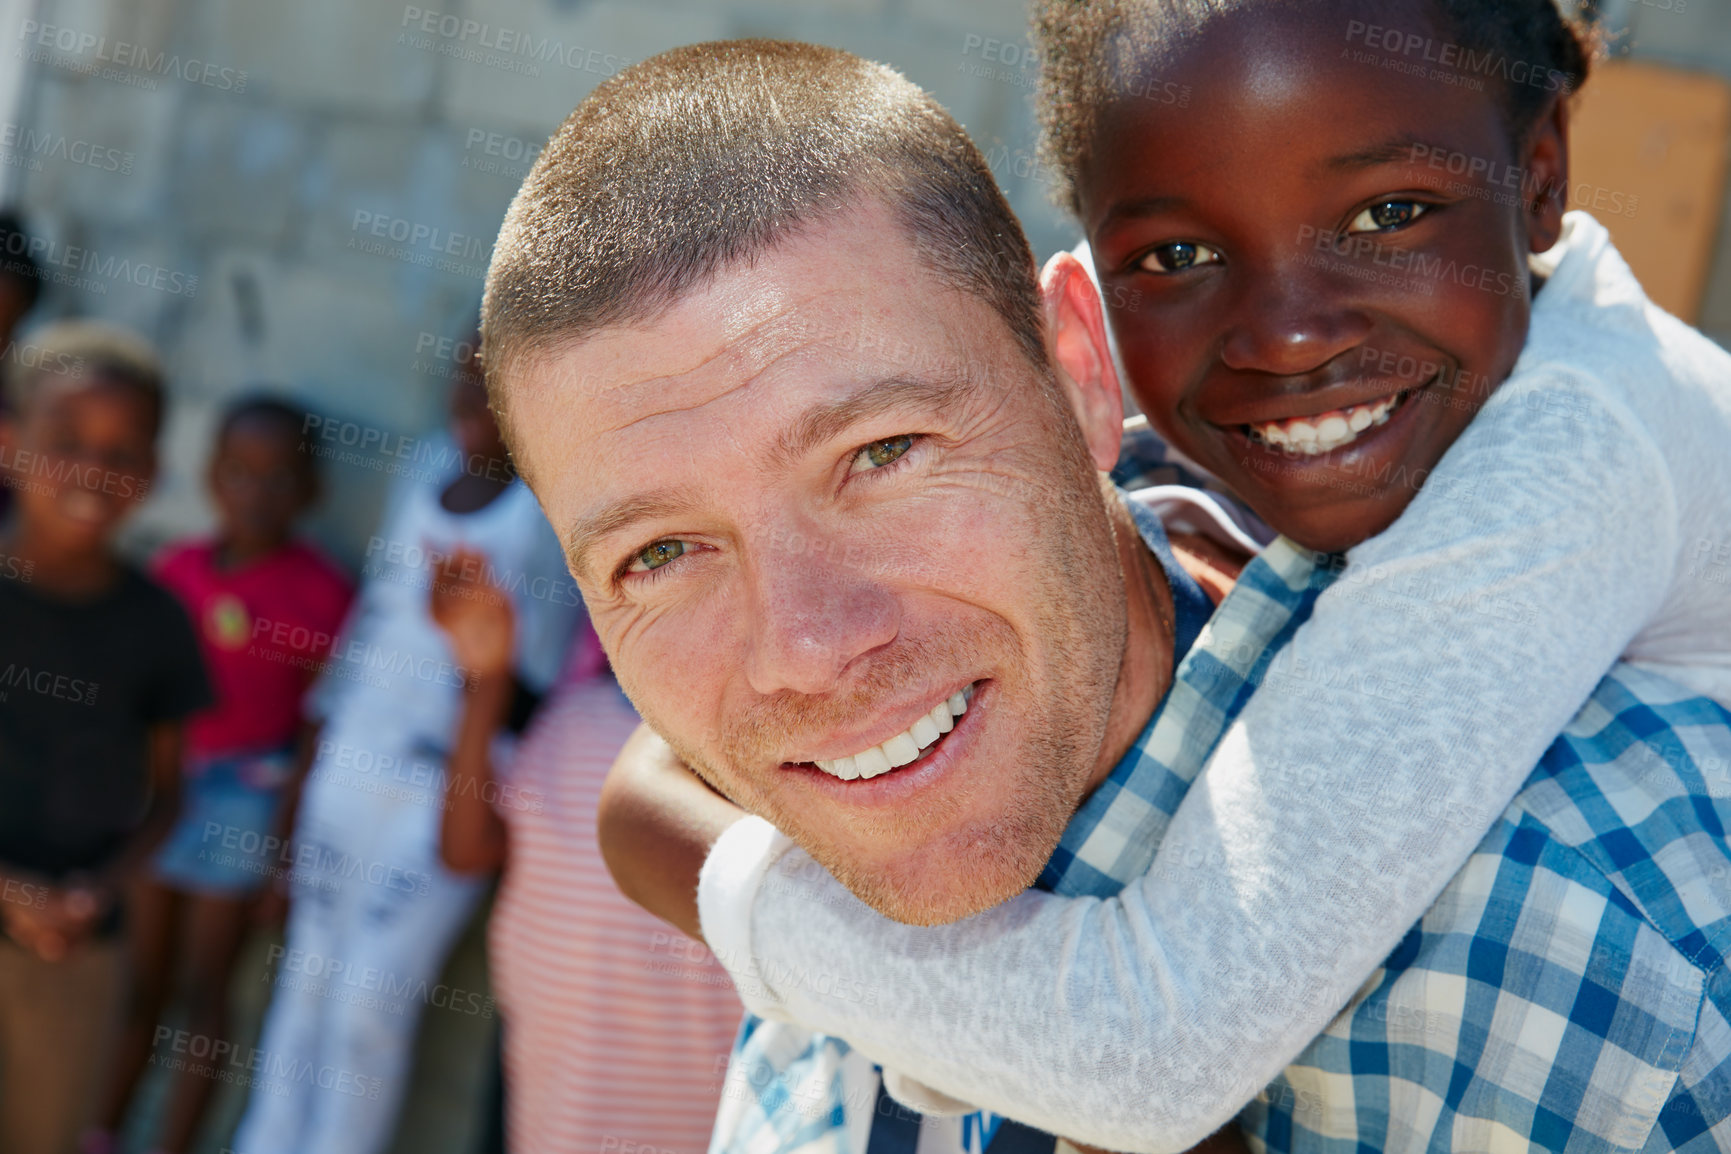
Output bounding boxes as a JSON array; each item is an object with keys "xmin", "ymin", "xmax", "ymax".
[{"xmin": 1083, "ymin": 494, "xmax": 1178, "ymax": 796}]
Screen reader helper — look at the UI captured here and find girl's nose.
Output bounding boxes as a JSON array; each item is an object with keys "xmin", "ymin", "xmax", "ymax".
[{"xmin": 1219, "ymin": 266, "xmax": 1374, "ymax": 377}]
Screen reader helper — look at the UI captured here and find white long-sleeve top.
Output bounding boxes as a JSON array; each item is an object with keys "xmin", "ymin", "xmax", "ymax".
[{"xmin": 697, "ymin": 213, "xmax": 1731, "ymax": 1153}]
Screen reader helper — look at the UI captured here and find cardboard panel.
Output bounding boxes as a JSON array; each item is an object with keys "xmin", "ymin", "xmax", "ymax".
[{"xmin": 1568, "ymin": 60, "xmax": 1731, "ymax": 323}]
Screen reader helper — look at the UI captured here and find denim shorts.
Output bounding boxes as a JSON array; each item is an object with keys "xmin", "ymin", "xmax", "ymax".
[{"xmin": 153, "ymin": 748, "xmax": 294, "ymax": 896}]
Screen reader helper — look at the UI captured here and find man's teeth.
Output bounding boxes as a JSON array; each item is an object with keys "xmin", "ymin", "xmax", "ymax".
[
  {"xmin": 1250, "ymin": 393, "xmax": 1401, "ymax": 456},
  {"xmin": 813, "ymin": 686, "xmax": 973, "ymax": 782}
]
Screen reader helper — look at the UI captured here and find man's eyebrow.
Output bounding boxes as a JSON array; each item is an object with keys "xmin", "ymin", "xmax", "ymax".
[
  {"xmin": 565, "ymin": 489, "xmax": 701, "ymax": 584},
  {"xmin": 771, "ymin": 373, "xmax": 977, "ymax": 470},
  {"xmin": 1322, "ymin": 135, "xmax": 1432, "ymax": 174}
]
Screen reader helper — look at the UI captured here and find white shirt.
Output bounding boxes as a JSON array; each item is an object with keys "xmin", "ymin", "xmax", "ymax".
[{"xmin": 311, "ymin": 447, "xmax": 580, "ymax": 762}]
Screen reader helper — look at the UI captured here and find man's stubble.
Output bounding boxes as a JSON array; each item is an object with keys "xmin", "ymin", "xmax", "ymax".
[{"xmin": 625, "ymin": 387, "xmax": 1131, "ymax": 926}]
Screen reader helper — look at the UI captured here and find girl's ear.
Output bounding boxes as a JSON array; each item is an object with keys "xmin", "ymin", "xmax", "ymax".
[
  {"xmin": 1041, "ymin": 251, "xmax": 1124, "ymax": 472},
  {"xmin": 1523, "ymin": 94, "xmax": 1571, "ymax": 255}
]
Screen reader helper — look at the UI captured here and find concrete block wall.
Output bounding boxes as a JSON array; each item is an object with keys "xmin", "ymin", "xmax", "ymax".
[
  {"xmin": 7, "ymin": 0, "xmax": 1729, "ymax": 566},
  {"xmin": 3, "ymin": 0, "xmax": 1070, "ymax": 566}
]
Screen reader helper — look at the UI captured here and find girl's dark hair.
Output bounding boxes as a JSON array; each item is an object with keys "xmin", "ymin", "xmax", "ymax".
[
  {"xmin": 0, "ymin": 210, "xmax": 44, "ymax": 312},
  {"xmin": 218, "ymin": 393, "xmax": 314, "ymax": 462},
  {"xmin": 3, "ymin": 319, "xmax": 165, "ymax": 434},
  {"xmin": 1032, "ymin": 0, "xmax": 1600, "ymax": 214}
]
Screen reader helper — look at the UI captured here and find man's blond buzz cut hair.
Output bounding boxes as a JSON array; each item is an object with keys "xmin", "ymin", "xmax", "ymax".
[{"xmin": 480, "ymin": 38, "xmax": 1046, "ymax": 459}]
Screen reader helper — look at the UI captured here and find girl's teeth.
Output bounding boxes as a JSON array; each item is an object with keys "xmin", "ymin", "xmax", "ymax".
[
  {"xmin": 1251, "ymin": 394, "xmax": 1401, "ymax": 456},
  {"xmin": 813, "ymin": 686, "xmax": 974, "ymax": 781}
]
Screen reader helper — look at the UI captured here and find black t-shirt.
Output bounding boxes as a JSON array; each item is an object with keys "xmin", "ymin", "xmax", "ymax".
[{"xmin": 0, "ymin": 564, "xmax": 212, "ymax": 879}]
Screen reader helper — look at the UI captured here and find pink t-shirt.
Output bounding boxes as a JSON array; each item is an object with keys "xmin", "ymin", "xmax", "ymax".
[
  {"xmin": 152, "ymin": 539, "xmax": 353, "ymax": 763},
  {"xmin": 490, "ymin": 669, "xmax": 743, "ymax": 1154}
]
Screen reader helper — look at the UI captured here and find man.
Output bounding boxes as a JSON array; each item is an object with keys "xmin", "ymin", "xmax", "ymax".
[{"xmin": 481, "ymin": 40, "xmax": 1731, "ymax": 1153}]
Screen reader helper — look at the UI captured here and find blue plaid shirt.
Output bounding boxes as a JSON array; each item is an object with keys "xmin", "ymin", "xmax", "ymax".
[{"xmin": 711, "ymin": 513, "xmax": 1731, "ymax": 1153}]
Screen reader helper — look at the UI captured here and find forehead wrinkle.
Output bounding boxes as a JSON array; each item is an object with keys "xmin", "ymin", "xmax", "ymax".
[
  {"xmin": 563, "ymin": 309, "xmax": 882, "ymax": 584},
  {"xmin": 567, "ymin": 367, "xmax": 983, "ymax": 586},
  {"xmin": 769, "ymin": 371, "xmax": 978, "ymax": 472},
  {"xmin": 584, "ymin": 287, "xmax": 871, "ymax": 440}
]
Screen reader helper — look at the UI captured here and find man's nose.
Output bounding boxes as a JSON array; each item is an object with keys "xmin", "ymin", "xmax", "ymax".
[
  {"xmin": 1218, "ymin": 266, "xmax": 1373, "ymax": 377},
  {"xmin": 741, "ymin": 540, "xmax": 899, "ymax": 698}
]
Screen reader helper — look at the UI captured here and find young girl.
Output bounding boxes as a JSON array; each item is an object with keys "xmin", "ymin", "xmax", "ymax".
[
  {"xmin": 607, "ymin": 3, "xmax": 1731, "ymax": 1151},
  {"xmin": 0, "ymin": 323, "xmax": 211, "ymax": 1154},
  {"xmin": 429, "ymin": 552, "xmax": 744, "ymax": 1154},
  {"xmin": 87, "ymin": 397, "xmax": 351, "ymax": 1154},
  {"xmin": 230, "ymin": 352, "xmax": 579, "ymax": 1154}
]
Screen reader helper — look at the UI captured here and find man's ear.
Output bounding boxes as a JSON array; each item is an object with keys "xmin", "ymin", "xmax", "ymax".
[
  {"xmin": 1523, "ymin": 94, "xmax": 1571, "ymax": 255},
  {"xmin": 1041, "ymin": 251, "xmax": 1123, "ymax": 472}
]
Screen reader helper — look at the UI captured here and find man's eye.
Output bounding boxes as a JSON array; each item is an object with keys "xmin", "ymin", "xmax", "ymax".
[
  {"xmin": 627, "ymin": 540, "xmax": 688, "ymax": 574},
  {"xmin": 1349, "ymin": 201, "xmax": 1429, "ymax": 233},
  {"xmin": 849, "ymin": 435, "xmax": 914, "ymax": 474},
  {"xmin": 1137, "ymin": 242, "xmax": 1223, "ymax": 274}
]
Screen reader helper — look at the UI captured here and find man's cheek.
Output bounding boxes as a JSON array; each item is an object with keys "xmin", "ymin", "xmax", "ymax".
[{"xmin": 607, "ymin": 612, "xmax": 738, "ymax": 758}]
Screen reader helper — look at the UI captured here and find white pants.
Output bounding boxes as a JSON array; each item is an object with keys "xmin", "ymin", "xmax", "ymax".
[{"xmin": 231, "ymin": 745, "xmax": 484, "ymax": 1154}]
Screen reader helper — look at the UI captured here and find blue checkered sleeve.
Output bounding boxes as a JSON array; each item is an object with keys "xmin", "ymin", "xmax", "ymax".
[{"xmin": 1242, "ymin": 665, "xmax": 1731, "ymax": 1151}]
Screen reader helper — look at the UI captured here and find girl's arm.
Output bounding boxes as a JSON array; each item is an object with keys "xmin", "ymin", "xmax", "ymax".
[
  {"xmin": 440, "ymin": 672, "xmax": 511, "ymax": 873},
  {"xmin": 254, "ymin": 720, "xmax": 321, "ymax": 928},
  {"xmin": 430, "ymin": 548, "xmax": 518, "ymax": 873},
  {"xmin": 8, "ymin": 723, "xmax": 189, "ymax": 959},
  {"xmin": 93, "ymin": 721, "xmax": 184, "ymax": 893},
  {"xmin": 692, "ymin": 375, "xmax": 1681, "ymax": 1153},
  {"xmin": 598, "ymin": 723, "xmax": 746, "ymax": 943}
]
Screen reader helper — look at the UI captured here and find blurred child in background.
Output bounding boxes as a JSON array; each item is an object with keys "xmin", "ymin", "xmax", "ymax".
[
  {"xmin": 429, "ymin": 549, "xmax": 741, "ymax": 1154},
  {"xmin": 0, "ymin": 210, "xmax": 46, "ymax": 525},
  {"xmin": 0, "ymin": 211, "xmax": 43, "ymax": 370},
  {"xmin": 89, "ymin": 397, "xmax": 352, "ymax": 1154},
  {"xmin": 231, "ymin": 349, "xmax": 577, "ymax": 1154},
  {"xmin": 0, "ymin": 322, "xmax": 211, "ymax": 1154}
]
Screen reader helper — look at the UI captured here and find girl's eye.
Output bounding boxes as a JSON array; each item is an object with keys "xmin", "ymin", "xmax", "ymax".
[
  {"xmin": 1349, "ymin": 201, "xmax": 1429, "ymax": 233},
  {"xmin": 626, "ymin": 539, "xmax": 688, "ymax": 574},
  {"xmin": 849, "ymin": 435, "xmax": 915, "ymax": 475},
  {"xmin": 1138, "ymin": 242, "xmax": 1223, "ymax": 274}
]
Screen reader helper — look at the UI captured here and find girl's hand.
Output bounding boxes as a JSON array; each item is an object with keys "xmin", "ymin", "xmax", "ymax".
[
  {"xmin": 2, "ymin": 878, "xmax": 111, "ymax": 960},
  {"xmin": 429, "ymin": 546, "xmax": 515, "ymax": 680}
]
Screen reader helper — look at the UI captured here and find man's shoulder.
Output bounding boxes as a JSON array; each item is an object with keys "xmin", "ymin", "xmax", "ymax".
[
  {"xmin": 1114, "ymin": 418, "xmax": 1273, "ymax": 545},
  {"xmin": 1259, "ymin": 664, "xmax": 1731, "ymax": 1150},
  {"xmin": 1496, "ymin": 663, "xmax": 1731, "ymax": 974}
]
